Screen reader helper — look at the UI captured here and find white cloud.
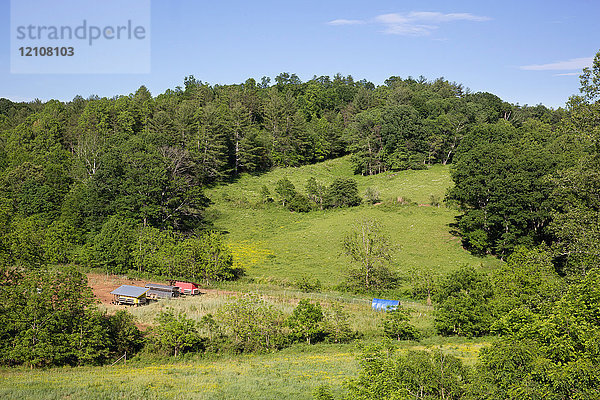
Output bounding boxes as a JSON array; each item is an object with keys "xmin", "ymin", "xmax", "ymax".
[
  {"xmin": 405, "ymin": 11, "xmax": 491, "ymax": 23},
  {"xmin": 328, "ymin": 11, "xmax": 490, "ymax": 36},
  {"xmin": 553, "ymin": 72, "xmax": 581, "ymax": 76},
  {"xmin": 327, "ymin": 19, "xmax": 365, "ymax": 26},
  {"xmin": 0, "ymin": 95, "xmax": 32, "ymax": 102},
  {"xmin": 520, "ymin": 57, "xmax": 593, "ymax": 71}
]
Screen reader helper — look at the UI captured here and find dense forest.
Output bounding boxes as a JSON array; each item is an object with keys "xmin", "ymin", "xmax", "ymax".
[
  {"xmin": 2, "ymin": 50, "xmax": 600, "ymax": 398},
  {"xmin": 0, "ymin": 71, "xmax": 563, "ymax": 273}
]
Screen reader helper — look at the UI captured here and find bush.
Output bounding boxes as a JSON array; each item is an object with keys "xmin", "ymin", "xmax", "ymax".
[
  {"xmin": 109, "ymin": 310, "xmax": 145, "ymax": 356},
  {"xmin": 324, "ymin": 178, "xmax": 362, "ymax": 208},
  {"xmin": 260, "ymin": 185, "xmax": 273, "ymax": 203},
  {"xmin": 216, "ymin": 295, "xmax": 286, "ymax": 352},
  {"xmin": 287, "ymin": 192, "xmax": 312, "ymax": 212},
  {"xmin": 286, "ymin": 299, "xmax": 327, "ymax": 344},
  {"xmin": 434, "ymin": 266, "xmax": 494, "ymax": 337},
  {"xmin": 381, "ymin": 307, "xmax": 420, "ymax": 340},
  {"xmin": 275, "ymin": 177, "xmax": 296, "ymax": 207},
  {"xmin": 0, "ymin": 266, "xmax": 144, "ymax": 367},
  {"xmin": 295, "ymin": 276, "xmax": 322, "ymax": 292},
  {"xmin": 345, "ymin": 344, "xmax": 470, "ymax": 400},
  {"xmin": 173, "ymin": 231, "xmax": 238, "ymax": 284},
  {"xmin": 323, "ymin": 302, "xmax": 355, "ymax": 343},
  {"xmin": 364, "ymin": 187, "xmax": 381, "ymax": 204},
  {"xmin": 314, "ymin": 385, "xmax": 335, "ymax": 400},
  {"xmin": 408, "ymin": 267, "xmax": 438, "ymax": 305},
  {"xmin": 151, "ymin": 309, "xmax": 203, "ymax": 357}
]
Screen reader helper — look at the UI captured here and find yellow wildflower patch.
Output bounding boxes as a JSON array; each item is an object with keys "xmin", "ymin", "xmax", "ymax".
[{"xmin": 228, "ymin": 241, "xmax": 273, "ymax": 270}]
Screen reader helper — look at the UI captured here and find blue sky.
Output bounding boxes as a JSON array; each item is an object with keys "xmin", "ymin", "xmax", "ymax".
[{"xmin": 1, "ymin": 0, "xmax": 599, "ymax": 108}]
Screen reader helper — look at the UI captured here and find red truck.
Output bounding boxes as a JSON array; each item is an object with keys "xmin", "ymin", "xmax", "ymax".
[{"xmin": 168, "ymin": 280, "xmax": 201, "ymax": 295}]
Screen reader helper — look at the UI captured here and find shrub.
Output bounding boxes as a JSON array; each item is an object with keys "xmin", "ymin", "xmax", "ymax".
[
  {"xmin": 434, "ymin": 266, "xmax": 494, "ymax": 337},
  {"xmin": 381, "ymin": 307, "xmax": 420, "ymax": 340},
  {"xmin": 151, "ymin": 309, "xmax": 202, "ymax": 357},
  {"xmin": 324, "ymin": 178, "xmax": 362, "ymax": 208},
  {"xmin": 429, "ymin": 194, "xmax": 441, "ymax": 207},
  {"xmin": 364, "ymin": 186, "xmax": 381, "ymax": 204},
  {"xmin": 275, "ymin": 177, "xmax": 296, "ymax": 207},
  {"xmin": 260, "ymin": 185, "xmax": 273, "ymax": 203},
  {"xmin": 287, "ymin": 192, "xmax": 312, "ymax": 213},
  {"xmin": 173, "ymin": 231, "xmax": 237, "ymax": 284},
  {"xmin": 345, "ymin": 344, "xmax": 469, "ymax": 400},
  {"xmin": 295, "ymin": 276, "xmax": 322, "ymax": 293},
  {"xmin": 286, "ymin": 299, "xmax": 326, "ymax": 344},
  {"xmin": 217, "ymin": 295, "xmax": 286, "ymax": 352},
  {"xmin": 323, "ymin": 302, "xmax": 355, "ymax": 343},
  {"xmin": 314, "ymin": 385, "xmax": 335, "ymax": 400}
]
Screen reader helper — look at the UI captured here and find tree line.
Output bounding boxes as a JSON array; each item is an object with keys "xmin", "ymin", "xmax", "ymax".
[
  {"xmin": 0, "ymin": 72, "xmax": 561, "ymax": 273},
  {"xmin": 447, "ymin": 51, "xmax": 600, "ymax": 272}
]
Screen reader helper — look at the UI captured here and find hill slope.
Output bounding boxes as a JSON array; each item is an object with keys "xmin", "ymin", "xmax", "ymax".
[{"xmin": 206, "ymin": 157, "xmax": 499, "ymax": 285}]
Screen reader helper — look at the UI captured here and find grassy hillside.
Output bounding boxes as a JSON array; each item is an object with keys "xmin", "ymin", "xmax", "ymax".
[{"xmin": 206, "ymin": 157, "xmax": 500, "ymax": 286}]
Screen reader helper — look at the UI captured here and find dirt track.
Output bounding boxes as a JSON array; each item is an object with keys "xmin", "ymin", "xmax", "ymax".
[
  {"xmin": 86, "ymin": 273, "xmax": 147, "ymax": 305},
  {"xmin": 86, "ymin": 273, "xmax": 236, "ymax": 306}
]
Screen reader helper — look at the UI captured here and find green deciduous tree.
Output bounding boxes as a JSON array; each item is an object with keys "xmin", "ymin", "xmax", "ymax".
[
  {"xmin": 132, "ymin": 226, "xmax": 177, "ymax": 275},
  {"xmin": 381, "ymin": 307, "xmax": 420, "ymax": 341},
  {"xmin": 6, "ymin": 215, "xmax": 47, "ymax": 267},
  {"xmin": 477, "ymin": 269, "xmax": 600, "ymax": 399},
  {"xmin": 43, "ymin": 220, "xmax": 77, "ymax": 264},
  {"xmin": 324, "ymin": 178, "xmax": 362, "ymax": 208},
  {"xmin": 88, "ymin": 215, "xmax": 136, "ymax": 274},
  {"xmin": 217, "ymin": 295, "xmax": 286, "ymax": 352},
  {"xmin": 286, "ymin": 299, "xmax": 326, "ymax": 344},
  {"xmin": 173, "ymin": 231, "xmax": 236, "ymax": 284},
  {"xmin": 448, "ymin": 121, "xmax": 560, "ymax": 256},
  {"xmin": 152, "ymin": 309, "xmax": 202, "ymax": 357},
  {"xmin": 0, "ymin": 266, "xmax": 144, "ymax": 367},
  {"xmin": 275, "ymin": 177, "xmax": 296, "ymax": 208},
  {"xmin": 434, "ymin": 266, "xmax": 494, "ymax": 337},
  {"xmin": 345, "ymin": 344, "xmax": 470, "ymax": 400},
  {"xmin": 306, "ymin": 177, "xmax": 326, "ymax": 209},
  {"xmin": 342, "ymin": 219, "xmax": 396, "ymax": 292},
  {"xmin": 322, "ymin": 302, "xmax": 354, "ymax": 344},
  {"xmin": 490, "ymin": 246, "xmax": 563, "ymax": 317}
]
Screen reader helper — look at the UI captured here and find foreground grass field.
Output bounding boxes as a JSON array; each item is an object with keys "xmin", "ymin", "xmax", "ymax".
[
  {"xmin": 0, "ymin": 338, "xmax": 489, "ymax": 400},
  {"xmin": 207, "ymin": 157, "xmax": 500, "ymax": 285}
]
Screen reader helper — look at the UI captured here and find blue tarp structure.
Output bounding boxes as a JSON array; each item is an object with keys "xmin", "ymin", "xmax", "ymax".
[{"xmin": 372, "ymin": 298, "xmax": 400, "ymax": 311}]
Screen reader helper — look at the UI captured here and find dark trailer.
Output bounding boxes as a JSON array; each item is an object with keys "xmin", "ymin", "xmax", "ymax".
[
  {"xmin": 110, "ymin": 285, "xmax": 149, "ymax": 306},
  {"xmin": 145, "ymin": 283, "xmax": 180, "ymax": 300}
]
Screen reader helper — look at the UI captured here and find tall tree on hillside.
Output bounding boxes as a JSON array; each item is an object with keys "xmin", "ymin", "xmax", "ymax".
[
  {"xmin": 448, "ymin": 121, "xmax": 560, "ymax": 256},
  {"xmin": 173, "ymin": 100, "xmax": 197, "ymax": 147},
  {"xmin": 348, "ymin": 109, "xmax": 385, "ymax": 175},
  {"xmin": 191, "ymin": 103, "xmax": 229, "ymax": 183},
  {"xmin": 342, "ymin": 219, "xmax": 395, "ymax": 291},
  {"xmin": 263, "ymin": 89, "xmax": 309, "ymax": 166}
]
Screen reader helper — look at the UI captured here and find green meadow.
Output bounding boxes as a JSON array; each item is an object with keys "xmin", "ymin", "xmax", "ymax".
[
  {"xmin": 0, "ymin": 158, "xmax": 499, "ymax": 399},
  {"xmin": 206, "ymin": 156, "xmax": 499, "ymax": 285},
  {"xmin": 0, "ymin": 339, "xmax": 489, "ymax": 400}
]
